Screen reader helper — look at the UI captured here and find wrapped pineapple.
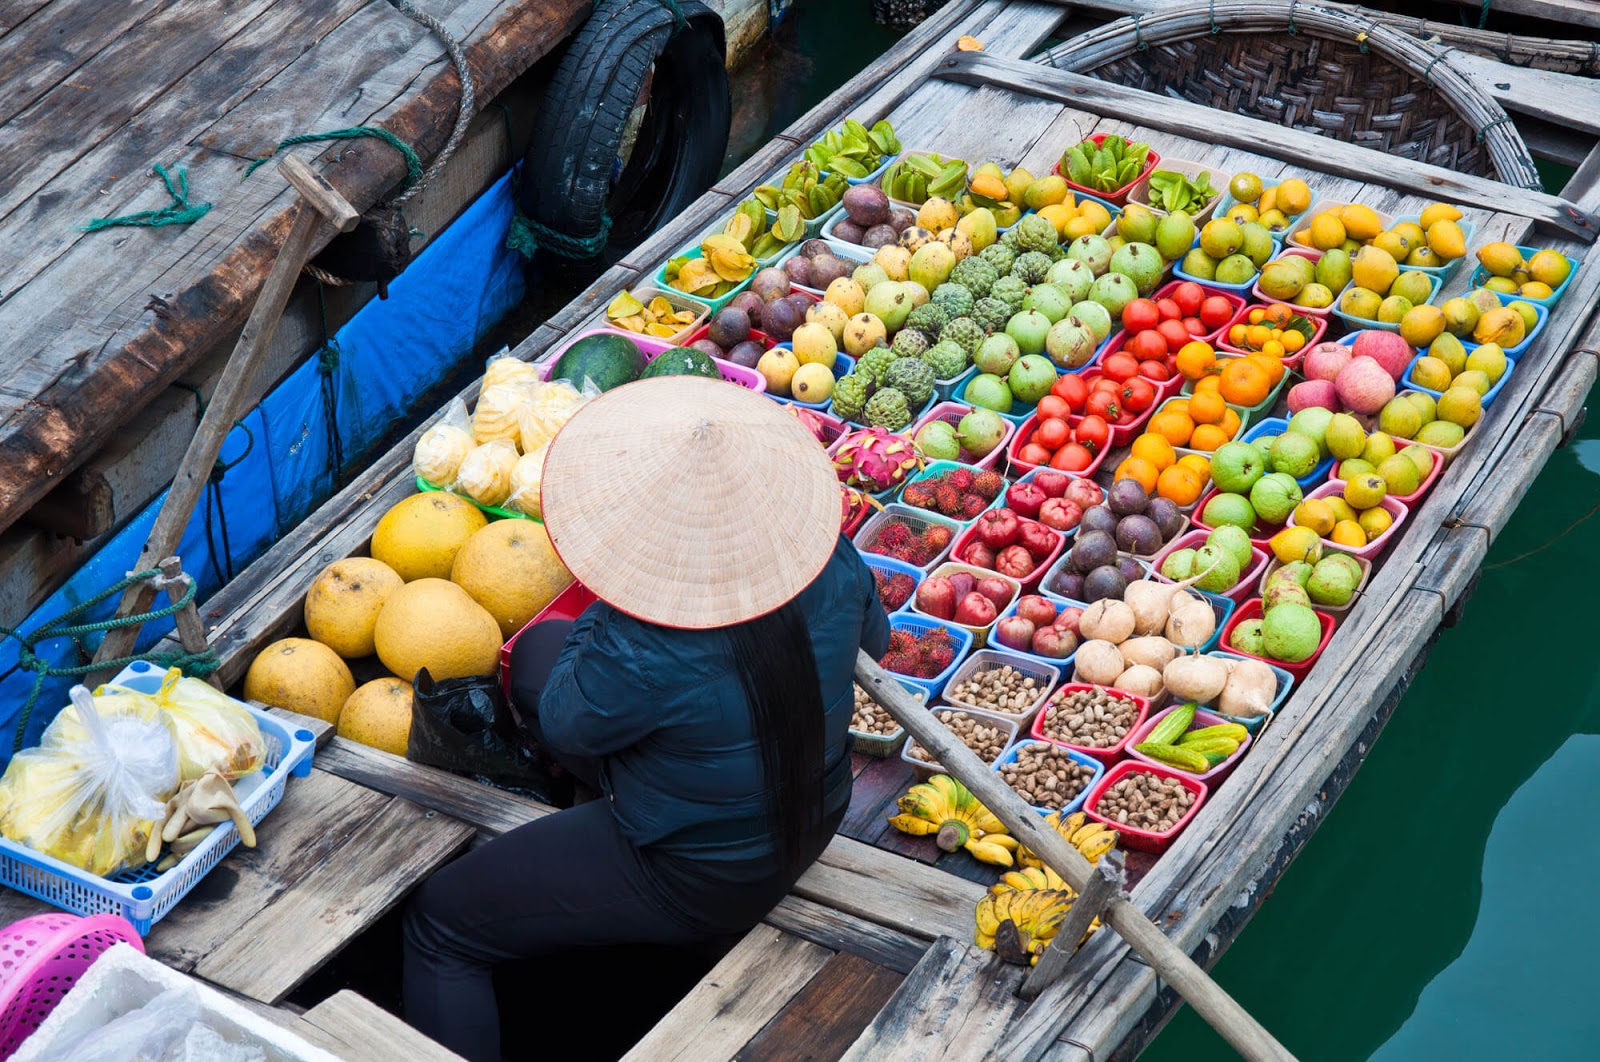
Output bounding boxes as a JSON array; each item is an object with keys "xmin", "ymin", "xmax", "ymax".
[
  {"xmin": 519, "ymin": 379, "xmax": 595, "ymax": 455},
  {"xmin": 413, "ymin": 399, "xmax": 475, "ymax": 488},
  {"xmin": 471, "ymin": 382, "xmax": 535, "ymax": 446},
  {"xmin": 504, "ymin": 443, "xmax": 551, "ymax": 519},
  {"xmin": 454, "ymin": 439, "xmax": 519, "ymax": 508},
  {"xmin": 482, "ymin": 353, "xmax": 539, "ymax": 391}
]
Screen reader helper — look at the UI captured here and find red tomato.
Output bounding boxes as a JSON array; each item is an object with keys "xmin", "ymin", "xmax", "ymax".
[
  {"xmin": 1052, "ymin": 373, "xmax": 1089, "ymax": 410},
  {"xmin": 1172, "ymin": 282, "xmax": 1204, "ymax": 317},
  {"xmin": 1200, "ymin": 296, "xmax": 1235, "ymax": 330},
  {"xmin": 1101, "ymin": 351, "xmax": 1140, "ymax": 382},
  {"xmin": 1121, "ymin": 298, "xmax": 1160, "ymax": 333},
  {"xmin": 1035, "ymin": 417, "xmax": 1071, "ymax": 450},
  {"xmin": 1019, "ymin": 442, "xmax": 1053, "ymax": 467},
  {"xmin": 1050, "ymin": 442, "xmax": 1094, "ymax": 472},
  {"xmin": 1138, "ymin": 358, "xmax": 1172, "ymax": 381},
  {"xmin": 1126, "ymin": 330, "xmax": 1168, "ymax": 360},
  {"xmin": 1182, "ymin": 316, "xmax": 1207, "ymax": 335},
  {"xmin": 1091, "ymin": 376, "xmax": 1120, "ymax": 394},
  {"xmin": 1157, "ymin": 319, "xmax": 1192, "ymax": 350},
  {"xmin": 1121, "ymin": 377, "xmax": 1156, "ymax": 413},
  {"xmin": 1155, "ymin": 298, "xmax": 1181, "ymax": 322},
  {"xmin": 1037, "ymin": 395, "xmax": 1070, "ymax": 420},
  {"xmin": 1074, "ymin": 415, "xmax": 1111, "ymax": 454}
]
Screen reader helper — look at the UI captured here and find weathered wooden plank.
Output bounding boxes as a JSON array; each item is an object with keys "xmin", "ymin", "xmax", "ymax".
[
  {"xmin": 301, "ymin": 990, "xmax": 466, "ymax": 1062},
  {"xmin": 793, "ymin": 836, "xmax": 986, "ymax": 943},
  {"xmin": 734, "ymin": 951, "xmax": 905, "ymax": 1062},
  {"xmin": 1442, "ymin": 0, "xmax": 1600, "ymax": 29},
  {"xmin": 838, "ymin": 936, "xmax": 1027, "ymax": 1062},
  {"xmin": 621, "ymin": 927, "xmax": 834, "ymax": 1062},
  {"xmin": 1520, "ymin": 117, "xmax": 1596, "ymax": 170},
  {"xmin": 1440, "ymin": 50, "xmax": 1600, "ymax": 137},
  {"xmin": 193, "ymin": 795, "xmax": 473, "ymax": 1003},
  {"xmin": 216, "ymin": 988, "xmax": 363, "ymax": 1058},
  {"xmin": 765, "ymin": 895, "xmax": 928, "ymax": 974},
  {"xmin": 935, "ymin": 51, "xmax": 1600, "ymax": 239}
]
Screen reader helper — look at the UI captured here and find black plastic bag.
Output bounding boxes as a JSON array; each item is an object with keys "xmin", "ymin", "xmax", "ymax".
[{"xmin": 406, "ymin": 669, "xmax": 572, "ymax": 806}]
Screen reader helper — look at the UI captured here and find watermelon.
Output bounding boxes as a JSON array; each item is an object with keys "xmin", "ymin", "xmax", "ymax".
[
  {"xmin": 551, "ymin": 333, "xmax": 647, "ymax": 392},
  {"xmin": 638, "ymin": 346, "xmax": 722, "ymax": 381}
]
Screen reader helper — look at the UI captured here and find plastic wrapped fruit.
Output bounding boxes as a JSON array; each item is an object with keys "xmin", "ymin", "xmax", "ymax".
[
  {"xmin": 504, "ymin": 445, "xmax": 550, "ymax": 518},
  {"xmin": 413, "ymin": 423, "xmax": 475, "ymax": 488},
  {"xmin": 454, "ymin": 439, "xmax": 519, "ymax": 508},
  {"xmin": 471, "ymin": 383, "xmax": 534, "ymax": 446}
]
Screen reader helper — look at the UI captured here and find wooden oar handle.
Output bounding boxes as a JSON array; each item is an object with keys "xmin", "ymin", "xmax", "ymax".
[{"xmin": 279, "ymin": 155, "xmax": 360, "ymax": 232}]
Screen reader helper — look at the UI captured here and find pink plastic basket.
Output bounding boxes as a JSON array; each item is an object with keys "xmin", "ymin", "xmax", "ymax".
[
  {"xmin": 539, "ymin": 328, "xmax": 766, "ymax": 392},
  {"xmin": 1150, "ymin": 528, "xmax": 1268, "ymax": 605},
  {"xmin": 0, "ymin": 913, "xmax": 144, "ymax": 1055}
]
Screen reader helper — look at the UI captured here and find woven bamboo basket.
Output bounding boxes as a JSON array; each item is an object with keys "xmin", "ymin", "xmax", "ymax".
[{"xmin": 1042, "ymin": 1, "xmax": 1540, "ymax": 189}]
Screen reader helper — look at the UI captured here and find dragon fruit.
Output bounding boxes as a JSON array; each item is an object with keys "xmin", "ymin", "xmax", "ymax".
[{"xmin": 834, "ymin": 427, "xmax": 922, "ymax": 493}]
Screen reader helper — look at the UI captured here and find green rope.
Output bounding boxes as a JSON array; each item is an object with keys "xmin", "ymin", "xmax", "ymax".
[
  {"xmin": 244, "ymin": 128, "xmax": 423, "ymax": 190},
  {"xmin": 1478, "ymin": 0, "xmax": 1491, "ymax": 30},
  {"xmin": 82, "ymin": 164, "xmax": 212, "ymax": 232},
  {"xmin": 506, "ymin": 210, "xmax": 614, "ymax": 260},
  {"xmin": 1476, "ymin": 113, "xmax": 1514, "ymax": 143},
  {"xmin": 1, "ymin": 569, "xmax": 221, "ymax": 752}
]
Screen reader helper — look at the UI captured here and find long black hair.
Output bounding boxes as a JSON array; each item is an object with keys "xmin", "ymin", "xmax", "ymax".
[{"xmin": 726, "ymin": 598, "xmax": 827, "ymax": 879}]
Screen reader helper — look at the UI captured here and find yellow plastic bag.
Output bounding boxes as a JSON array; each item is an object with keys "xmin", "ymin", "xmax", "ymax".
[
  {"xmin": 141, "ymin": 667, "xmax": 267, "ymax": 782},
  {"xmin": 0, "ymin": 687, "xmax": 178, "ymax": 877}
]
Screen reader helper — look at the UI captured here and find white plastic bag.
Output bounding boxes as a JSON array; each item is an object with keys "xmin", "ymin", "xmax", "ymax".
[
  {"xmin": 471, "ymin": 382, "xmax": 536, "ymax": 446},
  {"xmin": 482, "ymin": 351, "xmax": 539, "ymax": 391},
  {"xmin": 412, "ymin": 397, "xmax": 475, "ymax": 488},
  {"xmin": 502, "ymin": 442, "xmax": 551, "ymax": 518},
  {"xmin": 454, "ymin": 438, "xmax": 519, "ymax": 507},
  {"xmin": 518, "ymin": 377, "xmax": 598, "ymax": 455},
  {"xmin": 35, "ymin": 984, "xmax": 202, "ymax": 1062}
]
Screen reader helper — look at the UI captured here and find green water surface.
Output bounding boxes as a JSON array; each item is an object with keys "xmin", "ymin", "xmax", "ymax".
[{"xmin": 1145, "ymin": 383, "xmax": 1600, "ymax": 1061}]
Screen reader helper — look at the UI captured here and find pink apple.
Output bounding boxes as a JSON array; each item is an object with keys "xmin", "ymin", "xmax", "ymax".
[
  {"xmin": 954, "ymin": 592, "xmax": 999, "ymax": 626},
  {"xmin": 994, "ymin": 616, "xmax": 1036, "ymax": 652},
  {"xmin": 1015, "ymin": 594, "xmax": 1059, "ymax": 628}
]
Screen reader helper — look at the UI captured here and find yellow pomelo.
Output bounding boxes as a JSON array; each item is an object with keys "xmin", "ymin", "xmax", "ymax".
[
  {"xmin": 374, "ymin": 578, "xmax": 503, "ymax": 681},
  {"xmin": 1323, "ymin": 498, "xmax": 1358, "ymax": 525},
  {"xmin": 372, "ymin": 493, "xmax": 488, "ymax": 582},
  {"xmin": 1409, "ymin": 356, "xmax": 1453, "ymax": 392},
  {"xmin": 1527, "ymin": 250, "xmax": 1570, "ymax": 288},
  {"xmin": 1229, "ymin": 173, "xmax": 1264, "ymax": 204},
  {"xmin": 338, "ymin": 678, "xmax": 413, "ymax": 756},
  {"xmin": 1392, "ymin": 222, "xmax": 1426, "ymax": 249},
  {"xmin": 303, "ymin": 557, "xmax": 404, "ymax": 659},
  {"xmin": 451, "ymin": 520, "xmax": 574, "ymax": 640},
  {"xmin": 824, "ymin": 277, "xmax": 866, "ymax": 317},
  {"xmin": 1465, "ymin": 344, "xmax": 1506, "ymax": 384},
  {"xmin": 1343, "ymin": 473, "xmax": 1387, "ymax": 509},
  {"xmin": 244, "ymin": 638, "xmax": 355, "ymax": 724}
]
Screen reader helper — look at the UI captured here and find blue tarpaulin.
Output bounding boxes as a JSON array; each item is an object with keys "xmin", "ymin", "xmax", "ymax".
[{"xmin": 0, "ymin": 170, "xmax": 526, "ymax": 760}]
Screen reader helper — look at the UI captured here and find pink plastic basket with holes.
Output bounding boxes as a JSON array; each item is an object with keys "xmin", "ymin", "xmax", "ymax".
[{"xmin": 0, "ymin": 913, "xmax": 143, "ymax": 1055}]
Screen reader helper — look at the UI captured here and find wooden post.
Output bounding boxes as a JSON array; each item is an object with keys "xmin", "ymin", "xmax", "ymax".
[
  {"xmin": 853, "ymin": 652, "xmax": 1298, "ymax": 1062},
  {"xmin": 90, "ymin": 157, "xmax": 359, "ymax": 677},
  {"xmin": 1020, "ymin": 850, "xmax": 1124, "ymax": 1001},
  {"xmin": 153, "ymin": 556, "xmax": 223, "ymax": 691}
]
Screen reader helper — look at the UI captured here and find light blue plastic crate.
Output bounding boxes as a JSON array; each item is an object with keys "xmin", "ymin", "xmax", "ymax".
[
  {"xmin": 1205, "ymin": 651, "xmax": 1294, "ymax": 732},
  {"xmin": 1466, "ymin": 244, "xmax": 1578, "ymax": 310},
  {"xmin": 882, "ymin": 614, "xmax": 973, "ymax": 698},
  {"xmin": 1390, "ymin": 215, "xmax": 1477, "ymax": 279},
  {"xmin": 1464, "ymin": 299, "xmax": 1548, "ymax": 361},
  {"xmin": 0, "ymin": 660, "xmax": 317, "ymax": 934},
  {"xmin": 652, "ymin": 247, "xmax": 753, "ymax": 313},
  {"xmin": 1401, "ymin": 351, "xmax": 1512, "ymax": 410},
  {"xmin": 861, "ymin": 552, "xmax": 924, "ymax": 615},
  {"xmin": 1331, "ymin": 270, "xmax": 1443, "ymax": 334},
  {"xmin": 1241, "ymin": 416, "xmax": 1336, "ymax": 491},
  {"xmin": 1215, "ymin": 186, "xmax": 1320, "ymax": 243},
  {"xmin": 992, "ymin": 739, "xmax": 1105, "ymax": 817}
]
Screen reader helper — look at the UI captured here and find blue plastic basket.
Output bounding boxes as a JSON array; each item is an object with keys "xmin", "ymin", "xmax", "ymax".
[
  {"xmin": 1331, "ymin": 270, "xmax": 1442, "ymax": 333},
  {"xmin": 1464, "ymin": 299, "xmax": 1547, "ymax": 361},
  {"xmin": 882, "ymin": 615, "xmax": 973, "ymax": 698},
  {"xmin": 1389, "ymin": 215, "xmax": 1477, "ymax": 279},
  {"xmin": 652, "ymin": 247, "xmax": 753, "ymax": 312},
  {"xmin": 900, "ymin": 459, "xmax": 999, "ymax": 525},
  {"xmin": 1466, "ymin": 245, "xmax": 1577, "ymax": 310},
  {"xmin": 1205, "ymin": 651, "xmax": 1294, "ymax": 732},
  {"xmin": 1401, "ymin": 351, "xmax": 1512, "ymax": 410},
  {"xmin": 992, "ymin": 739, "xmax": 1105, "ymax": 816},
  {"xmin": 861, "ymin": 552, "xmax": 924, "ymax": 615},
  {"xmin": 0, "ymin": 661, "xmax": 317, "ymax": 934},
  {"xmin": 1214, "ymin": 185, "xmax": 1319, "ymax": 242},
  {"xmin": 766, "ymin": 350, "xmax": 856, "ymax": 410},
  {"xmin": 1241, "ymin": 416, "xmax": 1335, "ymax": 491}
]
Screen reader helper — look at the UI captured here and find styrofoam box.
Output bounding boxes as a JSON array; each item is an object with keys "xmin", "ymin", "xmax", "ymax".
[{"xmin": 14, "ymin": 943, "xmax": 342, "ymax": 1061}]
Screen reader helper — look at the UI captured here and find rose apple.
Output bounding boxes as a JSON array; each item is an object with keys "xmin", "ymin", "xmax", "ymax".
[
  {"xmin": 1005, "ymin": 482, "xmax": 1046, "ymax": 520},
  {"xmin": 915, "ymin": 576, "xmax": 956, "ymax": 620},
  {"xmin": 1018, "ymin": 520, "xmax": 1059, "ymax": 561},
  {"xmin": 975, "ymin": 576, "xmax": 1014, "ymax": 612},
  {"xmin": 994, "ymin": 616, "xmax": 1036, "ymax": 652},
  {"xmin": 1015, "ymin": 595, "xmax": 1058, "ymax": 627},
  {"xmin": 1053, "ymin": 605, "xmax": 1084, "ymax": 636},
  {"xmin": 995, "ymin": 544, "xmax": 1036, "ymax": 580},
  {"xmin": 1032, "ymin": 471, "xmax": 1070, "ymax": 498},
  {"xmin": 1031, "ymin": 626, "xmax": 1077, "ymax": 659},
  {"xmin": 1038, "ymin": 497, "xmax": 1083, "ymax": 532},
  {"xmin": 954, "ymin": 592, "xmax": 998, "ymax": 627},
  {"xmin": 1064, "ymin": 478, "xmax": 1103, "ymax": 510},
  {"xmin": 960, "ymin": 541, "xmax": 996, "ymax": 569},
  {"xmin": 975, "ymin": 508, "xmax": 1020, "ymax": 549}
]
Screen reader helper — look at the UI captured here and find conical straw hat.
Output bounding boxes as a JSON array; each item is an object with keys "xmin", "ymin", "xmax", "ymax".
[{"xmin": 540, "ymin": 376, "xmax": 841, "ymax": 629}]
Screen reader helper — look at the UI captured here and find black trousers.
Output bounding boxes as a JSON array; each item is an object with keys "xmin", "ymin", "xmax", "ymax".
[{"xmin": 401, "ymin": 621, "xmax": 840, "ymax": 1061}]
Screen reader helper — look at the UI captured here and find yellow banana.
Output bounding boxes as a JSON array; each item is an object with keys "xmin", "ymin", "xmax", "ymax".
[
  {"xmin": 1069, "ymin": 820, "xmax": 1110, "ymax": 846},
  {"xmin": 1078, "ymin": 830, "xmax": 1117, "ymax": 863},
  {"xmin": 967, "ymin": 838, "xmax": 1016, "ymax": 867},
  {"xmin": 886, "ymin": 814, "xmax": 939, "ymax": 836},
  {"xmin": 975, "ymin": 896, "xmax": 1001, "ymax": 938}
]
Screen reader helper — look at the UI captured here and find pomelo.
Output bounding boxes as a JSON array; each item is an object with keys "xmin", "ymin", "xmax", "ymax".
[{"xmin": 244, "ymin": 638, "xmax": 355, "ymax": 724}]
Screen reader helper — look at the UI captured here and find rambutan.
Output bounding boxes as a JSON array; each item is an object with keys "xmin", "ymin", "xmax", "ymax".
[
  {"xmin": 960, "ymin": 493, "xmax": 988, "ymax": 519},
  {"xmin": 921, "ymin": 525, "xmax": 954, "ymax": 553},
  {"xmin": 879, "ymin": 522, "xmax": 913, "ymax": 549},
  {"xmin": 880, "ymin": 649, "xmax": 916, "ymax": 674},
  {"xmin": 876, "ymin": 571, "xmax": 915, "ymax": 611},
  {"xmin": 946, "ymin": 468, "xmax": 976, "ymax": 492},
  {"xmin": 933, "ymin": 484, "xmax": 963, "ymax": 516},
  {"xmin": 902, "ymin": 480, "xmax": 936, "ymax": 509},
  {"xmin": 972, "ymin": 470, "xmax": 1004, "ymax": 500}
]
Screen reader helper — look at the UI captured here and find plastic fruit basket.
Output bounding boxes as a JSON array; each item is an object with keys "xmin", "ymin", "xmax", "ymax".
[
  {"xmin": 1150, "ymin": 528, "xmax": 1268, "ymax": 606},
  {"xmin": 1467, "ymin": 244, "xmax": 1578, "ymax": 310},
  {"xmin": 943, "ymin": 648, "xmax": 1061, "ymax": 724},
  {"xmin": 854, "ymin": 503, "xmax": 963, "ymax": 574},
  {"xmin": 1152, "ymin": 278, "xmax": 1248, "ymax": 345},
  {"xmin": 901, "ymin": 703, "xmax": 1018, "ymax": 781},
  {"xmin": 991, "ymin": 596, "xmax": 1080, "ymax": 671},
  {"xmin": 651, "ymin": 247, "xmax": 753, "ymax": 312},
  {"xmin": 1240, "ymin": 416, "xmax": 1335, "ymax": 491},
  {"xmin": 1217, "ymin": 598, "xmax": 1336, "ymax": 682},
  {"xmin": 848, "ymin": 678, "xmax": 924, "ymax": 758},
  {"xmin": 1402, "ymin": 351, "xmax": 1511, "ymax": 411},
  {"xmin": 1053, "ymin": 133, "xmax": 1161, "ymax": 205},
  {"xmin": 585, "ymin": 285, "xmax": 708, "ymax": 345},
  {"xmin": 1221, "ymin": 301, "xmax": 1328, "ymax": 367},
  {"xmin": 1257, "ymin": 555, "xmax": 1370, "ymax": 617},
  {"xmin": 1247, "ymin": 247, "xmax": 1336, "ymax": 321},
  {"xmin": 1215, "ymin": 184, "xmax": 1319, "ymax": 242},
  {"xmin": 1126, "ymin": 158, "xmax": 1229, "ymax": 223},
  {"xmin": 1030, "ymin": 682, "xmax": 1151, "ymax": 764},
  {"xmin": 912, "ymin": 403, "xmax": 1015, "ymax": 470},
  {"xmin": 1189, "ymin": 486, "xmax": 1284, "ymax": 550},
  {"xmin": 1205, "ymin": 651, "xmax": 1294, "ymax": 732},
  {"xmin": 1065, "ymin": 368, "xmax": 1160, "ymax": 447},
  {"xmin": 1464, "ymin": 299, "xmax": 1547, "ymax": 361},
  {"xmin": 542, "ymin": 328, "xmax": 766, "ymax": 392},
  {"xmin": 1389, "ymin": 214, "xmax": 1478, "ymax": 279},
  {"xmin": 1010, "ymin": 466, "xmax": 1102, "ymax": 543},
  {"xmin": 0, "ymin": 662, "xmax": 316, "ymax": 934},
  {"xmin": 1392, "ymin": 390, "xmax": 1475, "ymax": 467},
  {"xmin": 949, "ymin": 517, "xmax": 1066, "ymax": 592},
  {"xmin": 901, "ymin": 460, "xmax": 1000, "ymax": 525},
  {"xmin": 1289, "ymin": 481, "xmax": 1410, "ymax": 561},
  {"xmin": 1332, "ymin": 271, "xmax": 1443, "ymax": 334},
  {"xmin": 0, "ymin": 913, "xmax": 145, "ymax": 1056},
  {"xmin": 1007, "ymin": 414, "xmax": 1110, "ymax": 479},
  {"xmin": 1082, "ymin": 760, "xmax": 1208, "ymax": 854},
  {"xmin": 1284, "ymin": 201, "xmax": 1397, "ymax": 254},
  {"xmin": 1127, "ymin": 703, "xmax": 1254, "ymax": 784},
  {"xmin": 862, "ymin": 553, "xmax": 924, "ymax": 616},
  {"xmin": 501, "ymin": 581, "xmax": 598, "ymax": 698},
  {"xmin": 786, "ymin": 239, "xmax": 872, "ymax": 295},
  {"xmin": 881, "ymin": 614, "xmax": 974, "ymax": 699},
  {"xmin": 916, "ymin": 561, "xmax": 1022, "ymax": 639},
  {"xmin": 992, "ymin": 739, "xmax": 1105, "ymax": 817},
  {"xmin": 1037, "ymin": 549, "xmax": 1152, "ymax": 605},
  {"xmin": 1327, "ymin": 446, "xmax": 1442, "ymax": 508}
]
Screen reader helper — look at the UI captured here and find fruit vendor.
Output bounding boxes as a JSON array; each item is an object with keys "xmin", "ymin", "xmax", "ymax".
[{"xmin": 402, "ymin": 377, "xmax": 889, "ymax": 1059}]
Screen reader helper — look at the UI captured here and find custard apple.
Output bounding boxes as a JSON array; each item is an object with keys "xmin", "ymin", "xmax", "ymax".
[
  {"xmin": 949, "ymin": 257, "xmax": 998, "ymax": 299},
  {"xmin": 921, "ymin": 340, "xmax": 968, "ymax": 381},
  {"xmin": 999, "ymin": 227, "xmax": 1021, "ymax": 252},
  {"xmin": 931, "ymin": 283, "xmax": 975, "ymax": 318},
  {"xmin": 979, "ymin": 243, "xmax": 1016, "ymax": 275},
  {"xmin": 830, "ymin": 372, "xmax": 872, "ymax": 420},
  {"xmin": 941, "ymin": 316, "xmax": 986, "ymax": 356},
  {"xmin": 864, "ymin": 387, "xmax": 912, "ymax": 431},
  {"xmin": 891, "ymin": 328, "xmax": 931, "ymax": 360},
  {"xmin": 884, "ymin": 357, "xmax": 936, "ymax": 409},
  {"xmin": 972, "ymin": 297, "xmax": 1012, "ymax": 333},
  {"xmin": 1012, "ymin": 251, "xmax": 1053, "ymax": 284},
  {"xmin": 905, "ymin": 302, "xmax": 948, "ymax": 338},
  {"xmin": 856, "ymin": 344, "xmax": 898, "ymax": 386},
  {"xmin": 1014, "ymin": 214, "xmax": 1060, "ymax": 256},
  {"xmin": 989, "ymin": 275, "xmax": 1028, "ymax": 311}
]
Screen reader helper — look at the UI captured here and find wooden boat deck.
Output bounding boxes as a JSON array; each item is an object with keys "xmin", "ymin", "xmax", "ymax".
[{"xmin": 106, "ymin": 0, "xmax": 1600, "ymax": 1057}]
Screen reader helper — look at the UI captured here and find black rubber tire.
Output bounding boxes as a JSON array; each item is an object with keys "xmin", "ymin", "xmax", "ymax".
[{"xmin": 521, "ymin": 0, "xmax": 730, "ymax": 258}]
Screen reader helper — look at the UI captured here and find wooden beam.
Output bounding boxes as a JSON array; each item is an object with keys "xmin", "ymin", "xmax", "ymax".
[
  {"xmin": 1020, "ymin": 851, "xmax": 1124, "ymax": 1001},
  {"xmin": 300, "ymin": 990, "xmax": 465, "ymax": 1062},
  {"xmin": 1442, "ymin": 0, "xmax": 1600, "ymax": 30},
  {"xmin": 933, "ymin": 51, "xmax": 1600, "ymax": 240}
]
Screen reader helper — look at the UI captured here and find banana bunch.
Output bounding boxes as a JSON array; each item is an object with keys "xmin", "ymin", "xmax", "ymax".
[
  {"xmin": 974, "ymin": 888, "xmax": 1077, "ymax": 965},
  {"xmin": 882, "ymin": 151, "xmax": 968, "ymax": 206},
  {"xmin": 721, "ymin": 199, "xmax": 805, "ymax": 260},
  {"xmin": 1016, "ymin": 810, "xmax": 1117, "ymax": 871},
  {"xmin": 990, "ymin": 865, "xmax": 1071, "ymax": 896},
  {"xmin": 664, "ymin": 231, "xmax": 757, "ymax": 298},
  {"xmin": 752, "ymin": 161, "xmax": 847, "ymax": 221},
  {"xmin": 888, "ymin": 774, "xmax": 1018, "ymax": 866},
  {"xmin": 805, "ymin": 118, "xmax": 900, "ymax": 179}
]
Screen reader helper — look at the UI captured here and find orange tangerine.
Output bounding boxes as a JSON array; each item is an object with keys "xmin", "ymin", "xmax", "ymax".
[
  {"xmin": 1178, "ymin": 453, "xmax": 1213, "ymax": 479},
  {"xmin": 1193, "ymin": 375, "xmax": 1223, "ymax": 396},
  {"xmin": 1262, "ymin": 303, "xmax": 1293, "ymax": 328},
  {"xmin": 1219, "ymin": 407, "xmax": 1242, "ymax": 439},
  {"xmin": 1176, "ymin": 341, "xmax": 1217, "ymax": 381},
  {"xmin": 1262, "ymin": 339, "xmax": 1286, "ymax": 358},
  {"xmin": 1247, "ymin": 308, "xmax": 1267, "ymax": 325},
  {"xmin": 1189, "ymin": 423, "xmax": 1230, "ymax": 451},
  {"xmin": 1130, "ymin": 433, "xmax": 1177, "ymax": 471},
  {"xmin": 1150, "ymin": 411, "xmax": 1195, "ymax": 446},
  {"xmin": 1156, "ymin": 463, "xmax": 1205, "ymax": 506},
  {"xmin": 1228, "ymin": 324, "xmax": 1248, "ymax": 345},
  {"xmin": 1115, "ymin": 457, "xmax": 1160, "ymax": 494},
  {"xmin": 1188, "ymin": 389, "xmax": 1227, "ymax": 425},
  {"xmin": 1282, "ymin": 330, "xmax": 1306, "ymax": 353}
]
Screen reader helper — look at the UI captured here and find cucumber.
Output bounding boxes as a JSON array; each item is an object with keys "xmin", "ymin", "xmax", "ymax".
[
  {"xmin": 1147, "ymin": 702, "xmax": 1197, "ymax": 746},
  {"xmin": 1132, "ymin": 742, "xmax": 1209, "ymax": 774}
]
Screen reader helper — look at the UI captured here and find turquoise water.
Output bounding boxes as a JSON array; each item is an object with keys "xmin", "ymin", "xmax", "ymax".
[{"xmin": 1145, "ymin": 382, "xmax": 1600, "ymax": 1061}]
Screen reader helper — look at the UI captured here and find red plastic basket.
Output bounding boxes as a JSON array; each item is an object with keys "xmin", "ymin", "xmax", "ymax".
[
  {"xmin": 1007, "ymin": 414, "xmax": 1111, "ymax": 479},
  {"xmin": 1083, "ymin": 760, "xmax": 1208, "ymax": 853},
  {"xmin": 1053, "ymin": 133, "xmax": 1161, "ymax": 205},
  {"xmin": 500, "ymin": 581, "xmax": 599, "ymax": 700},
  {"xmin": 1217, "ymin": 598, "xmax": 1337, "ymax": 681},
  {"xmin": 1216, "ymin": 301, "xmax": 1329, "ymax": 368},
  {"xmin": 1030, "ymin": 682, "xmax": 1151, "ymax": 764},
  {"xmin": 0, "ymin": 913, "xmax": 144, "ymax": 1056},
  {"xmin": 1189, "ymin": 486, "xmax": 1285, "ymax": 551},
  {"xmin": 1064, "ymin": 368, "xmax": 1162, "ymax": 446},
  {"xmin": 1150, "ymin": 528, "xmax": 1268, "ymax": 605}
]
